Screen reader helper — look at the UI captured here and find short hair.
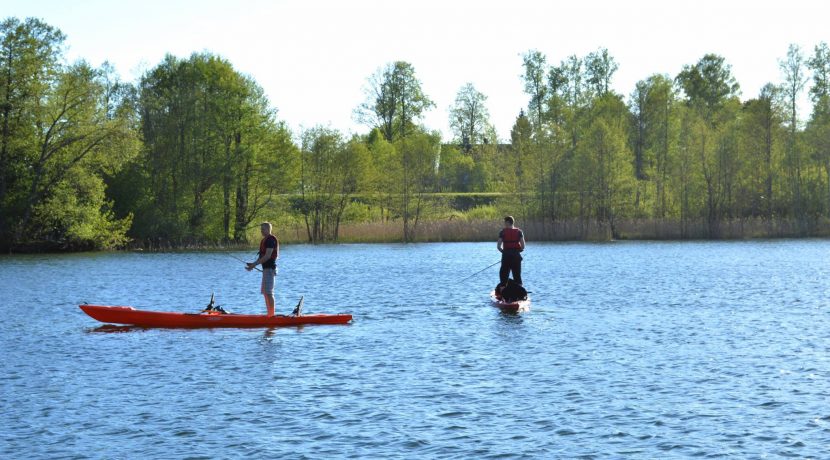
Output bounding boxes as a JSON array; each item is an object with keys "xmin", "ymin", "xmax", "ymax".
[
  {"xmin": 504, "ymin": 216, "xmax": 514, "ymax": 224},
  {"xmin": 260, "ymin": 222, "xmax": 272, "ymax": 230}
]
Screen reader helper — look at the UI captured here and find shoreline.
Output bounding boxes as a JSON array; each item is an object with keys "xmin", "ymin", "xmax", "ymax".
[
  {"xmin": 272, "ymin": 216, "xmax": 830, "ymax": 244},
  {"xmin": 4, "ymin": 217, "xmax": 830, "ymax": 253}
]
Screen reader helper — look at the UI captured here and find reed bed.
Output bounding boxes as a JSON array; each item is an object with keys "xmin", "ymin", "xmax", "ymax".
[{"xmin": 275, "ymin": 217, "xmax": 830, "ymax": 244}]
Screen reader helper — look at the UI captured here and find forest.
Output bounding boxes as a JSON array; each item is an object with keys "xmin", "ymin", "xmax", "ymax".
[{"xmin": 2, "ymin": 17, "xmax": 830, "ymax": 250}]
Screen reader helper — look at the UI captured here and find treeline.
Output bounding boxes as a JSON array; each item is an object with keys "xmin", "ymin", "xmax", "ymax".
[
  {"xmin": 513, "ymin": 47, "xmax": 830, "ymax": 239},
  {"xmin": 1, "ymin": 17, "xmax": 829, "ymax": 251}
]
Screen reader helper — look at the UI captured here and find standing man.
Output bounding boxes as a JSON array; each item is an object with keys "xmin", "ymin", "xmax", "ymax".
[
  {"xmin": 247, "ymin": 222, "xmax": 279, "ymax": 316},
  {"xmin": 497, "ymin": 216, "xmax": 525, "ymax": 286}
]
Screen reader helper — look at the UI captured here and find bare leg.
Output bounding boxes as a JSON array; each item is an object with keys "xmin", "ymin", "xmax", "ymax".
[
  {"xmin": 264, "ymin": 294, "xmax": 275, "ymax": 316},
  {"xmin": 261, "ymin": 268, "xmax": 276, "ymax": 316}
]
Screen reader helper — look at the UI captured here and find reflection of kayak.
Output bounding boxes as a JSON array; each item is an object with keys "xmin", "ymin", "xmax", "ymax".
[
  {"xmin": 79, "ymin": 304, "xmax": 352, "ymax": 328},
  {"xmin": 489, "ymin": 291, "xmax": 530, "ymax": 313}
]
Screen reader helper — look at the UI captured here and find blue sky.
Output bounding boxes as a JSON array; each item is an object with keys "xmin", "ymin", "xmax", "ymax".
[{"xmin": 5, "ymin": 0, "xmax": 828, "ymax": 140}]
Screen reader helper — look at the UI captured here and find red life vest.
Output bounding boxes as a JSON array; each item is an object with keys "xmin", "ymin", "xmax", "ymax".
[
  {"xmin": 502, "ymin": 227, "xmax": 522, "ymax": 250},
  {"xmin": 259, "ymin": 234, "xmax": 279, "ymax": 263}
]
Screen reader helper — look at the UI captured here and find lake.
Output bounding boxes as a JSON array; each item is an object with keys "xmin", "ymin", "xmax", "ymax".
[{"xmin": 1, "ymin": 240, "xmax": 829, "ymax": 458}]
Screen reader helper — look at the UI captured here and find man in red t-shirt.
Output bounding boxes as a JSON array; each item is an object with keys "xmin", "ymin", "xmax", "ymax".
[
  {"xmin": 497, "ymin": 216, "xmax": 525, "ymax": 287},
  {"xmin": 247, "ymin": 222, "xmax": 279, "ymax": 316}
]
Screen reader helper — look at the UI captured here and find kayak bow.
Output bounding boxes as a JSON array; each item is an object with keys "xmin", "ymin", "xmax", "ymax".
[
  {"xmin": 489, "ymin": 291, "xmax": 531, "ymax": 313},
  {"xmin": 79, "ymin": 304, "xmax": 352, "ymax": 328}
]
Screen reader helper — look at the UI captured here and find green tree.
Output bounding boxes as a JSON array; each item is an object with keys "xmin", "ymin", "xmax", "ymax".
[
  {"xmin": 437, "ymin": 144, "xmax": 475, "ymax": 192},
  {"xmin": 585, "ymin": 48, "xmax": 619, "ymax": 97},
  {"xmin": 355, "ymin": 61, "xmax": 433, "ymax": 141},
  {"xmin": 552, "ymin": 55, "xmax": 590, "ymax": 151},
  {"xmin": 294, "ymin": 127, "xmax": 369, "ymax": 243},
  {"xmin": 365, "ymin": 128, "xmax": 396, "ymax": 222},
  {"xmin": 135, "ymin": 52, "xmax": 295, "ymax": 244},
  {"xmin": 0, "ymin": 18, "xmax": 136, "ymax": 250},
  {"xmin": 806, "ymin": 42, "xmax": 830, "ymax": 214},
  {"xmin": 506, "ymin": 111, "xmax": 534, "ymax": 218},
  {"xmin": 449, "ymin": 82, "xmax": 493, "ymax": 149},
  {"xmin": 395, "ymin": 129, "xmax": 440, "ymax": 242},
  {"xmin": 740, "ymin": 84, "xmax": 784, "ymax": 217},
  {"xmin": 675, "ymin": 106, "xmax": 704, "ymax": 236},
  {"xmin": 676, "ymin": 54, "xmax": 740, "ymax": 121},
  {"xmin": 807, "ymin": 42, "xmax": 830, "ymax": 115},
  {"xmin": 573, "ymin": 94, "xmax": 634, "ymax": 237},
  {"xmin": 1, "ymin": 18, "xmax": 65, "ymax": 247},
  {"xmin": 676, "ymin": 54, "xmax": 742, "ymax": 235},
  {"xmin": 629, "ymin": 74, "xmax": 678, "ymax": 217},
  {"xmin": 779, "ymin": 44, "xmax": 809, "ymax": 223},
  {"xmin": 232, "ymin": 119, "xmax": 298, "ymax": 241},
  {"xmin": 521, "ymin": 50, "xmax": 548, "ymax": 127}
]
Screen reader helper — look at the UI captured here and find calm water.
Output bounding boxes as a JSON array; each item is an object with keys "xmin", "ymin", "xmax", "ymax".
[{"xmin": 1, "ymin": 241, "xmax": 829, "ymax": 458}]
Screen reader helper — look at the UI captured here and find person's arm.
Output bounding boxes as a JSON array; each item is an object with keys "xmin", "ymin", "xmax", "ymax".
[
  {"xmin": 497, "ymin": 237, "xmax": 504, "ymax": 253},
  {"xmin": 256, "ymin": 248, "xmax": 274, "ymax": 265},
  {"xmin": 247, "ymin": 247, "xmax": 273, "ymax": 270},
  {"xmin": 519, "ymin": 235, "xmax": 526, "ymax": 251},
  {"xmin": 247, "ymin": 237, "xmax": 276, "ymax": 269},
  {"xmin": 258, "ymin": 237, "xmax": 278, "ymax": 264}
]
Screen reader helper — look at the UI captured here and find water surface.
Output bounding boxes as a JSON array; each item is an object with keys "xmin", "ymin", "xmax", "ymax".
[{"xmin": 1, "ymin": 241, "xmax": 829, "ymax": 458}]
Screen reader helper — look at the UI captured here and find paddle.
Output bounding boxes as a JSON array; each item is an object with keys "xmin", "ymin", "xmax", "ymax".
[
  {"xmin": 459, "ymin": 260, "xmax": 501, "ymax": 283},
  {"xmin": 227, "ymin": 252, "xmax": 262, "ymax": 272}
]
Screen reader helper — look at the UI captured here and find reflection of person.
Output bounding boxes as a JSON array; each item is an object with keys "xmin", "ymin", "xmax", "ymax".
[
  {"xmin": 497, "ymin": 216, "xmax": 525, "ymax": 286},
  {"xmin": 247, "ymin": 222, "xmax": 279, "ymax": 316}
]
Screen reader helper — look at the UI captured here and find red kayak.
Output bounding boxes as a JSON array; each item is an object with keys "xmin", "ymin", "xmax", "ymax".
[
  {"xmin": 490, "ymin": 291, "xmax": 531, "ymax": 313},
  {"xmin": 79, "ymin": 304, "xmax": 352, "ymax": 328}
]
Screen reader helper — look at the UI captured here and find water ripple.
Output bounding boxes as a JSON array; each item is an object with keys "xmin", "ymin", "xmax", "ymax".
[{"xmin": 1, "ymin": 241, "xmax": 830, "ymax": 457}]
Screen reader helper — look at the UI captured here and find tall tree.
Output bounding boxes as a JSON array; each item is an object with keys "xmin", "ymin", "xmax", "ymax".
[
  {"xmin": 573, "ymin": 94, "xmax": 634, "ymax": 237},
  {"xmin": 0, "ymin": 18, "xmax": 137, "ymax": 250},
  {"xmin": 553, "ymin": 55, "xmax": 589, "ymax": 151},
  {"xmin": 0, "ymin": 18, "xmax": 65, "ymax": 246},
  {"xmin": 506, "ymin": 111, "xmax": 534, "ymax": 218},
  {"xmin": 448, "ymin": 82, "xmax": 492, "ymax": 150},
  {"xmin": 676, "ymin": 54, "xmax": 740, "ymax": 122},
  {"xmin": 355, "ymin": 61, "xmax": 433, "ymax": 141},
  {"xmin": 806, "ymin": 42, "xmax": 830, "ymax": 214},
  {"xmin": 741, "ymin": 84, "xmax": 783, "ymax": 218},
  {"xmin": 629, "ymin": 74, "xmax": 678, "ymax": 217},
  {"xmin": 293, "ymin": 128, "xmax": 369, "ymax": 243},
  {"xmin": 676, "ymin": 54, "xmax": 741, "ymax": 235},
  {"xmin": 585, "ymin": 48, "xmax": 619, "ymax": 96},
  {"xmin": 136, "ymin": 52, "xmax": 295, "ymax": 243},
  {"xmin": 779, "ymin": 44, "xmax": 809, "ymax": 222},
  {"xmin": 398, "ymin": 130, "xmax": 440, "ymax": 242},
  {"xmin": 521, "ymin": 50, "xmax": 548, "ymax": 128},
  {"xmin": 807, "ymin": 42, "xmax": 830, "ymax": 113}
]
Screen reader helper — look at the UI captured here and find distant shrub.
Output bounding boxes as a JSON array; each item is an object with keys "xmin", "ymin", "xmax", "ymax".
[
  {"xmin": 341, "ymin": 201, "xmax": 375, "ymax": 222},
  {"xmin": 463, "ymin": 205, "xmax": 500, "ymax": 221}
]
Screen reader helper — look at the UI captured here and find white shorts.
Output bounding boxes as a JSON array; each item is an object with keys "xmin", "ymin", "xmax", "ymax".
[{"xmin": 261, "ymin": 268, "xmax": 276, "ymax": 295}]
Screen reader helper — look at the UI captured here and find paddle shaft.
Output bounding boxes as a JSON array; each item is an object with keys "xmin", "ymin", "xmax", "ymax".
[
  {"xmin": 227, "ymin": 252, "xmax": 262, "ymax": 272},
  {"xmin": 459, "ymin": 260, "xmax": 501, "ymax": 283}
]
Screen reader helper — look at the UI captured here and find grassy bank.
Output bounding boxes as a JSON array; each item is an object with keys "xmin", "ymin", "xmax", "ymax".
[
  {"xmin": 274, "ymin": 217, "xmax": 830, "ymax": 244},
  {"xmin": 26, "ymin": 216, "xmax": 828, "ymax": 252}
]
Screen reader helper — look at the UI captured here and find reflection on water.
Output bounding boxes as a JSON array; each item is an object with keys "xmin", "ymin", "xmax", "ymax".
[
  {"xmin": 86, "ymin": 325, "xmax": 148, "ymax": 334},
  {"xmin": 259, "ymin": 327, "xmax": 278, "ymax": 342},
  {"xmin": 2, "ymin": 240, "xmax": 830, "ymax": 458}
]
